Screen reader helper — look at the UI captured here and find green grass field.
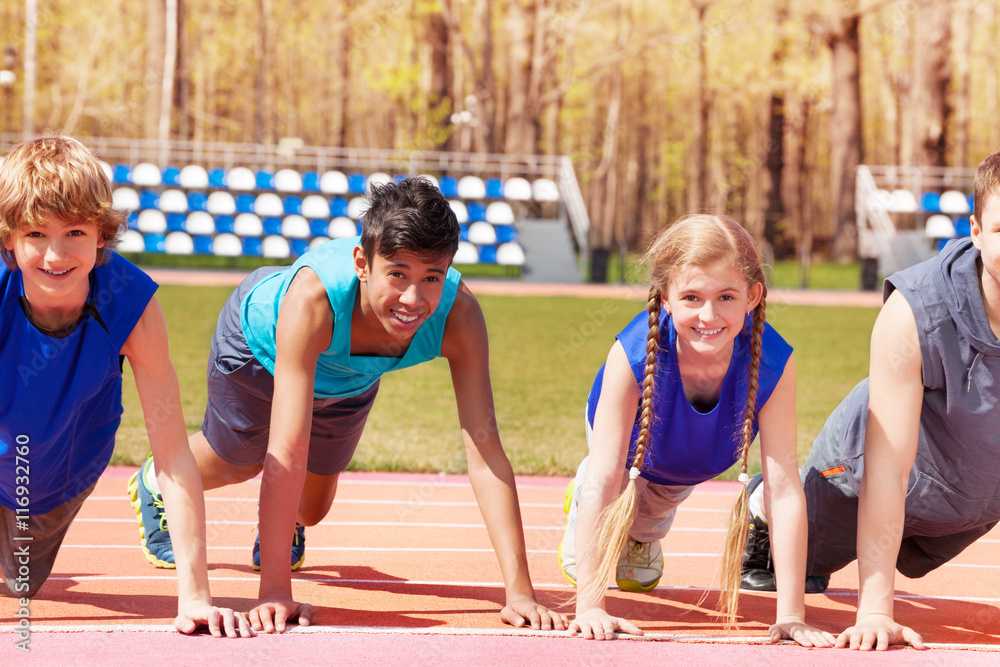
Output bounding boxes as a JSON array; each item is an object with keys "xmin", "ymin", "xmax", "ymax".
[{"xmin": 116, "ymin": 283, "xmax": 878, "ymax": 480}]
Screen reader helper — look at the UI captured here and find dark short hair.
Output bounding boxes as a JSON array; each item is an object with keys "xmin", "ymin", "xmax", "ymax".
[{"xmin": 360, "ymin": 177, "xmax": 460, "ymax": 265}]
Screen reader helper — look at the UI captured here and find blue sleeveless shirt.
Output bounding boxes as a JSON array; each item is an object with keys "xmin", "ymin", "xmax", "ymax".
[
  {"xmin": 0, "ymin": 253, "xmax": 157, "ymax": 514},
  {"xmin": 587, "ymin": 308, "xmax": 793, "ymax": 486},
  {"xmin": 241, "ymin": 237, "xmax": 462, "ymax": 399}
]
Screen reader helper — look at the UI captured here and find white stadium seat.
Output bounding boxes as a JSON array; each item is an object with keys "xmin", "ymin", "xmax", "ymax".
[
  {"xmin": 164, "ymin": 231, "xmax": 194, "ymax": 254},
  {"xmin": 178, "ymin": 165, "xmax": 210, "ymax": 189},
  {"xmin": 328, "ymin": 217, "xmax": 358, "ymax": 239},
  {"xmin": 939, "ymin": 190, "xmax": 970, "ymax": 214},
  {"xmin": 925, "ymin": 214, "xmax": 956, "ymax": 239},
  {"xmin": 212, "ymin": 233, "xmax": 243, "ymax": 257},
  {"xmin": 206, "ymin": 191, "xmax": 237, "ymax": 215},
  {"xmin": 504, "ymin": 177, "xmax": 532, "ymax": 201},
  {"xmin": 320, "ymin": 170, "xmax": 349, "ymax": 194},
  {"xmin": 275, "ymin": 168, "xmax": 304, "ymax": 192},
  {"xmin": 468, "ymin": 221, "xmax": 497, "ymax": 245},
  {"xmin": 347, "ymin": 196, "xmax": 369, "ymax": 220},
  {"xmin": 233, "ymin": 213, "xmax": 263, "ymax": 237},
  {"xmin": 254, "ymin": 193, "xmax": 284, "ymax": 217},
  {"xmin": 458, "ymin": 176, "xmax": 486, "ymax": 199},
  {"xmin": 449, "ymin": 200, "xmax": 468, "ymax": 224},
  {"xmin": 532, "ymin": 178, "xmax": 559, "ymax": 201},
  {"xmin": 98, "ymin": 161, "xmax": 114, "ymax": 182},
  {"xmin": 309, "ymin": 237, "xmax": 330, "ymax": 251},
  {"xmin": 262, "ymin": 235, "xmax": 291, "ymax": 258},
  {"xmin": 416, "ymin": 174, "xmax": 439, "ymax": 188},
  {"xmin": 136, "ymin": 210, "xmax": 167, "ymax": 233},
  {"xmin": 118, "ymin": 229, "xmax": 145, "ymax": 253},
  {"xmin": 485, "ymin": 201, "xmax": 514, "ymax": 224},
  {"xmin": 497, "ymin": 242, "xmax": 526, "ymax": 266},
  {"xmin": 366, "ymin": 172, "xmax": 393, "ymax": 193},
  {"xmin": 158, "ymin": 188, "xmax": 188, "ymax": 213},
  {"xmin": 185, "ymin": 211, "xmax": 216, "ymax": 235},
  {"xmin": 281, "ymin": 215, "xmax": 311, "ymax": 239},
  {"xmin": 228, "ymin": 167, "xmax": 256, "ymax": 191},
  {"xmin": 302, "ymin": 195, "xmax": 331, "ymax": 219},
  {"xmin": 887, "ymin": 189, "xmax": 918, "ymax": 213},
  {"xmin": 132, "ymin": 162, "xmax": 162, "ymax": 187},
  {"xmin": 453, "ymin": 241, "xmax": 479, "ymax": 264},
  {"xmin": 112, "ymin": 187, "xmax": 140, "ymax": 212}
]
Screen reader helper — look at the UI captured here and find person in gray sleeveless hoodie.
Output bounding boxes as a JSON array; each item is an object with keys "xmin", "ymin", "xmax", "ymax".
[{"xmin": 740, "ymin": 150, "xmax": 1000, "ymax": 651}]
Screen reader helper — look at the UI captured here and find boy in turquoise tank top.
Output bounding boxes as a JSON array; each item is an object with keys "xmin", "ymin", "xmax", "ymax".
[
  {"xmin": 136, "ymin": 178, "xmax": 565, "ymax": 634},
  {"xmin": 0, "ymin": 136, "xmax": 249, "ymax": 637}
]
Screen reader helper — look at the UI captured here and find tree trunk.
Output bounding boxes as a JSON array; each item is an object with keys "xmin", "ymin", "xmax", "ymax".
[
  {"xmin": 901, "ymin": 0, "xmax": 952, "ymax": 168},
  {"xmin": 764, "ymin": 6, "xmax": 789, "ymax": 252},
  {"xmin": 504, "ymin": 0, "xmax": 534, "ymax": 156},
  {"xmin": 827, "ymin": 14, "xmax": 862, "ymax": 263},
  {"xmin": 253, "ymin": 0, "xmax": 271, "ymax": 145},
  {"xmin": 427, "ymin": 9, "xmax": 452, "ymax": 151},
  {"xmin": 159, "ymin": 0, "xmax": 177, "ymax": 156},
  {"xmin": 144, "ymin": 0, "xmax": 165, "ymax": 139},
  {"xmin": 688, "ymin": 0, "xmax": 710, "ymax": 212},
  {"xmin": 476, "ymin": 0, "xmax": 495, "ymax": 153}
]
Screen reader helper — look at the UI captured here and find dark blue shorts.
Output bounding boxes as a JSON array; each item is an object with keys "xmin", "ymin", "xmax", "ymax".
[{"xmin": 201, "ymin": 267, "xmax": 379, "ymax": 476}]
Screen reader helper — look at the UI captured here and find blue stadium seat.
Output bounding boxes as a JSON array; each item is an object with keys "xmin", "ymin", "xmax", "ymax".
[
  {"xmin": 256, "ymin": 170, "xmax": 275, "ymax": 190},
  {"xmin": 234, "ymin": 193, "xmax": 256, "ymax": 214},
  {"xmin": 309, "ymin": 219, "xmax": 329, "ymax": 238},
  {"xmin": 262, "ymin": 217, "xmax": 283, "ymax": 236},
  {"xmin": 459, "ymin": 223, "xmax": 470, "ymax": 242},
  {"xmin": 161, "ymin": 166, "xmax": 181, "ymax": 186},
  {"xmin": 302, "ymin": 171, "xmax": 321, "ymax": 192},
  {"xmin": 955, "ymin": 216, "xmax": 972, "ymax": 237},
  {"xmin": 126, "ymin": 211, "xmax": 139, "ymax": 230},
  {"xmin": 968, "ymin": 192, "xmax": 975, "ymax": 213},
  {"xmin": 486, "ymin": 178, "xmax": 504, "ymax": 199},
  {"xmin": 348, "ymin": 172, "xmax": 367, "ymax": 194},
  {"xmin": 330, "ymin": 196, "xmax": 349, "ymax": 218},
  {"xmin": 494, "ymin": 225, "xmax": 518, "ymax": 244},
  {"xmin": 478, "ymin": 245, "xmax": 498, "ymax": 264},
  {"xmin": 166, "ymin": 213, "xmax": 187, "ymax": 232},
  {"xmin": 290, "ymin": 238, "xmax": 310, "ymax": 257},
  {"xmin": 394, "ymin": 174, "xmax": 407, "ymax": 184},
  {"xmin": 214, "ymin": 215, "xmax": 235, "ymax": 234},
  {"xmin": 208, "ymin": 168, "xmax": 227, "ymax": 188},
  {"xmin": 467, "ymin": 202, "xmax": 487, "ymax": 223},
  {"xmin": 193, "ymin": 235, "xmax": 214, "ymax": 255},
  {"xmin": 920, "ymin": 191, "xmax": 941, "ymax": 213},
  {"xmin": 284, "ymin": 195, "xmax": 303, "ymax": 216},
  {"xmin": 139, "ymin": 190, "xmax": 160, "ymax": 210},
  {"xmin": 187, "ymin": 192, "xmax": 208, "ymax": 212},
  {"xmin": 144, "ymin": 233, "xmax": 166, "ymax": 253},
  {"xmin": 242, "ymin": 237, "xmax": 263, "ymax": 257},
  {"xmin": 113, "ymin": 164, "xmax": 133, "ymax": 184},
  {"xmin": 439, "ymin": 176, "xmax": 458, "ymax": 198}
]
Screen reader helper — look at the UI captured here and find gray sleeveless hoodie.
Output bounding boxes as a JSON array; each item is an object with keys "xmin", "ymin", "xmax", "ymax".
[{"xmin": 835, "ymin": 238, "xmax": 1000, "ymax": 537}]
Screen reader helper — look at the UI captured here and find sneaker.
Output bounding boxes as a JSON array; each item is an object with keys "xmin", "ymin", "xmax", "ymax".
[
  {"xmin": 616, "ymin": 538, "xmax": 662, "ymax": 591},
  {"xmin": 252, "ymin": 522, "xmax": 306, "ymax": 572},
  {"xmin": 739, "ymin": 473, "xmax": 831, "ymax": 595},
  {"xmin": 127, "ymin": 455, "xmax": 175, "ymax": 569},
  {"xmin": 558, "ymin": 479, "xmax": 578, "ymax": 585}
]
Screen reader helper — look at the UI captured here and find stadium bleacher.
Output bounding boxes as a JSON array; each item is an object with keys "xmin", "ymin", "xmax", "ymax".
[{"xmin": 106, "ymin": 164, "xmax": 555, "ymax": 267}]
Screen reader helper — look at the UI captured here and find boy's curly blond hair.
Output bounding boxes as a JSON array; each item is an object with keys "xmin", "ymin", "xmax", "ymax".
[{"xmin": 0, "ymin": 136, "xmax": 124, "ymax": 269}]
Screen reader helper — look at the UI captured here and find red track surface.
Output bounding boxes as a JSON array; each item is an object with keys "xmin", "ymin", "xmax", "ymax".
[{"xmin": 2, "ymin": 470, "xmax": 997, "ymax": 664}]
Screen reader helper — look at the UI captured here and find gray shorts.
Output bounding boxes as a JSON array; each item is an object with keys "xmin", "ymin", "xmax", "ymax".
[
  {"xmin": 1, "ymin": 481, "xmax": 97, "ymax": 598},
  {"xmin": 201, "ymin": 267, "xmax": 379, "ymax": 476}
]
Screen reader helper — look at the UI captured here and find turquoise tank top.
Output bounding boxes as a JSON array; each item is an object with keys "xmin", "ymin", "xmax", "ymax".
[{"xmin": 241, "ymin": 237, "xmax": 461, "ymax": 399}]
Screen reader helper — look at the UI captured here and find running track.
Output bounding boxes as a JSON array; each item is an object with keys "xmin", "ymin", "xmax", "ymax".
[{"xmin": 3, "ymin": 275, "xmax": 997, "ymax": 664}]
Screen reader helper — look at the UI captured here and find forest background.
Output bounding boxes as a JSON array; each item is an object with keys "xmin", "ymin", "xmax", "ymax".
[{"xmin": 0, "ymin": 0, "xmax": 993, "ymax": 261}]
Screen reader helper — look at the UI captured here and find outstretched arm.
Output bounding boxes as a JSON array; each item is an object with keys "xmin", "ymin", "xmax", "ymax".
[
  {"xmin": 123, "ymin": 297, "xmax": 252, "ymax": 638},
  {"xmin": 837, "ymin": 290, "xmax": 925, "ymax": 651},
  {"xmin": 442, "ymin": 284, "xmax": 565, "ymax": 631},
  {"xmin": 757, "ymin": 354, "xmax": 834, "ymax": 647},
  {"xmin": 567, "ymin": 341, "xmax": 643, "ymax": 640}
]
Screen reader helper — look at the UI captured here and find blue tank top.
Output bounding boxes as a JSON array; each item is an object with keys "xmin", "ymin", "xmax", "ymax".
[
  {"xmin": 587, "ymin": 307, "xmax": 793, "ymax": 486},
  {"xmin": 241, "ymin": 236, "xmax": 462, "ymax": 399},
  {"xmin": 0, "ymin": 254, "xmax": 157, "ymax": 514}
]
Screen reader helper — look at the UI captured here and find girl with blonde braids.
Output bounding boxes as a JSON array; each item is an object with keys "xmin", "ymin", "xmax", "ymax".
[{"xmin": 560, "ymin": 214, "xmax": 833, "ymax": 645}]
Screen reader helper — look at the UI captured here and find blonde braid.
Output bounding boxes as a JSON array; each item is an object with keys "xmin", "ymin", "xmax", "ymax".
[
  {"xmin": 580, "ymin": 286, "xmax": 662, "ymax": 605},
  {"xmin": 718, "ymin": 292, "xmax": 766, "ymax": 627}
]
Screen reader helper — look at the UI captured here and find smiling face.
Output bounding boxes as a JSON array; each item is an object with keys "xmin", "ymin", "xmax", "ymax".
[
  {"xmin": 664, "ymin": 261, "xmax": 762, "ymax": 358},
  {"xmin": 4, "ymin": 213, "xmax": 104, "ymax": 311},
  {"xmin": 972, "ymin": 194, "xmax": 1000, "ymax": 326},
  {"xmin": 353, "ymin": 245, "xmax": 450, "ymax": 342}
]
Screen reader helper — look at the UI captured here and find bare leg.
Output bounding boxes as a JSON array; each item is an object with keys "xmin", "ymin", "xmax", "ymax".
[
  {"xmin": 297, "ymin": 472, "xmax": 340, "ymax": 526},
  {"xmin": 188, "ymin": 430, "xmax": 263, "ymax": 490}
]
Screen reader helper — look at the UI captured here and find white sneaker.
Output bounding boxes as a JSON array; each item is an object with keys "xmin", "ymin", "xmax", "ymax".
[{"xmin": 616, "ymin": 538, "xmax": 663, "ymax": 591}]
